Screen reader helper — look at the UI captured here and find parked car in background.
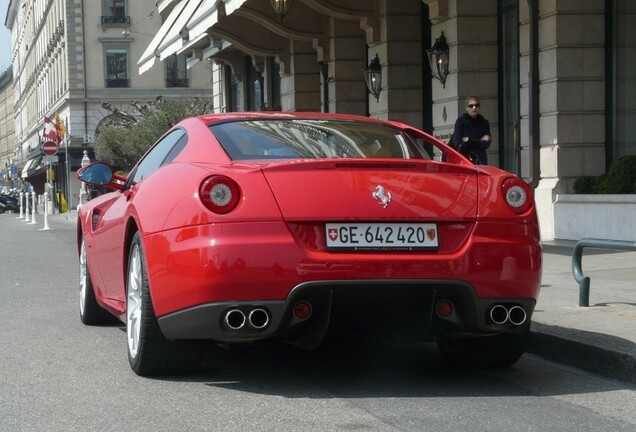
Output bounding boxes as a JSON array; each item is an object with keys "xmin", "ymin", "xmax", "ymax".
[{"xmin": 76, "ymin": 112, "xmax": 542, "ymax": 376}]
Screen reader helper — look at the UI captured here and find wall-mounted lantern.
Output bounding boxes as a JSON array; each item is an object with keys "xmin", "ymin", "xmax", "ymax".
[
  {"xmin": 271, "ymin": 0, "xmax": 294, "ymax": 21},
  {"xmin": 363, "ymin": 54, "xmax": 382, "ymax": 102},
  {"xmin": 426, "ymin": 32, "xmax": 449, "ymax": 88}
]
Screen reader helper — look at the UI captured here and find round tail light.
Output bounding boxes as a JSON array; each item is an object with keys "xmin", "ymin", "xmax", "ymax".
[
  {"xmin": 200, "ymin": 175, "xmax": 241, "ymax": 214},
  {"xmin": 501, "ymin": 177, "xmax": 533, "ymax": 215}
]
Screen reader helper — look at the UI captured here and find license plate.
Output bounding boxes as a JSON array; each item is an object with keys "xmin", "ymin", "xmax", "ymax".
[{"xmin": 326, "ymin": 223, "xmax": 439, "ymax": 250}]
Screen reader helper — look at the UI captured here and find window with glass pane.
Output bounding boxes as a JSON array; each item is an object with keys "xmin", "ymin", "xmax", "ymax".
[
  {"xmin": 246, "ymin": 57, "xmax": 263, "ymax": 111},
  {"xmin": 165, "ymin": 55, "xmax": 188, "ymax": 87},
  {"xmin": 103, "ymin": 0, "xmax": 125, "ymax": 17},
  {"xmin": 269, "ymin": 59, "xmax": 281, "ymax": 111},
  {"xmin": 226, "ymin": 66, "xmax": 242, "ymax": 112},
  {"xmin": 499, "ymin": 0, "xmax": 520, "ymax": 175},
  {"xmin": 613, "ymin": 0, "xmax": 636, "ymax": 158},
  {"xmin": 101, "ymin": 0, "xmax": 128, "ymax": 25},
  {"xmin": 105, "ymin": 48, "xmax": 129, "ymax": 87}
]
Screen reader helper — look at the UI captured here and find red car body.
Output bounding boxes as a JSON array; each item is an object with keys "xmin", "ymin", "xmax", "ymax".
[{"xmin": 77, "ymin": 112, "xmax": 541, "ymax": 374}]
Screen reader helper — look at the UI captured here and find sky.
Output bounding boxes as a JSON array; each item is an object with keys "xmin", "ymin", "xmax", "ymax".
[{"xmin": 1, "ymin": 0, "xmax": 11, "ymax": 72}]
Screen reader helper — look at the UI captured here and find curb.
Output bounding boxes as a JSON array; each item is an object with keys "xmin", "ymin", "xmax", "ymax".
[{"xmin": 529, "ymin": 322, "xmax": 636, "ymax": 384}]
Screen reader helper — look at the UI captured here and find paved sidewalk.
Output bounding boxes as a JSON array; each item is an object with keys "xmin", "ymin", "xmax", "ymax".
[{"xmin": 530, "ymin": 241, "xmax": 636, "ymax": 383}]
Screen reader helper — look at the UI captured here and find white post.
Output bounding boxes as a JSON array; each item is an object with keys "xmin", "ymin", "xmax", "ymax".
[
  {"xmin": 17, "ymin": 192, "xmax": 24, "ymax": 219},
  {"xmin": 29, "ymin": 192, "xmax": 37, "ymax": 225},
  {"xmin": 24, "ymin": 192, "xmax": 31, "ymax": 223},
  {"xmin": 65, "ymin": 133, "xmax": 71, "ymax": 219},
  {"xmin": 47, "ymin": 161, "xmax": 53, "ymax": 214},
  {"xmin": 79, "ymin": 150, "xmax": 91, "ymax": 207},
  {"xmin": 40, "ymin": 194, "xmax": 51, "ymax": 231}
]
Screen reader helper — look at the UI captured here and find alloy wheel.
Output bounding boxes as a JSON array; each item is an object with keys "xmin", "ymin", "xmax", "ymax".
[
  {"xmin": 79, "ymin": 240, "xmax": 87, "ymax": 316},
  {"xmin": 127, "ymin": 243, "xmax": 143, "ymax": 360}
]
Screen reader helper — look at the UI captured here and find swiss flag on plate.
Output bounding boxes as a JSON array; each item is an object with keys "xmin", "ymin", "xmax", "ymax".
[{"xmin": 43, "ymin": 116, "xmax": 60, "ymax": 143}]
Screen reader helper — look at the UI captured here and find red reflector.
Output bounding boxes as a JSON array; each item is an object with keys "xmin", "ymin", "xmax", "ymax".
[
  {"xmin": 294, "ymin": 301, "xmax": 312, "ymax": 320},
  {"xmin": 436, "ymin": 300, "xmax": 454, "ymax": 318}
]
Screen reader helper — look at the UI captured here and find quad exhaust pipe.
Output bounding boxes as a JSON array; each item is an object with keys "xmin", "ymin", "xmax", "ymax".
[
  {"xmin": 224, "ymin": 309, "xmax": 247, "ymax": 330},
  {"xmin": 489, "ymin": 304, "xmax": 509, "ymax": 325},
  {"xmin": 223, "ymin": 307, "xmax": 270, "ymax": 331},
  {"xmin": 488, "ymin": 304, "xmax": 527, "ymax": 326},
  {"xmin": 248, "ymin": 308, "xmax": 270, "ymax": 329},
  {"xmin": 508, "ymin": 306, "xmax": 527, "ymax": 326}
]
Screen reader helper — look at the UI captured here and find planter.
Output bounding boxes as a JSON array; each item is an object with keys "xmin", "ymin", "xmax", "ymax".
[{"xmin": 553, "ymin": 194, "xmax": 636, "ymax": 241}]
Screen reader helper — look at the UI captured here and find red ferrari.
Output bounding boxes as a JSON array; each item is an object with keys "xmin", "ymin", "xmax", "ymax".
[{"xmin": 77, "ymin": 112, "xmax": 541, "ymax": 376}]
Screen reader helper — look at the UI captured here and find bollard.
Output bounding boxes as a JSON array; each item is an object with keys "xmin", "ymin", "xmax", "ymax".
[
  {"xmin": 29, "ymin": 192, "xmax": 37, "ymax": 225},
  {"xmin": 17, "ymin": 192, "xmax": 24, "ymax": 219},
  {"xmin": 40, "ymin": 195, "xmax": 52, "ymax": 231},
  {"xmin": 24, "ymin": 192, "xmax": 31, "ymax": 223}
]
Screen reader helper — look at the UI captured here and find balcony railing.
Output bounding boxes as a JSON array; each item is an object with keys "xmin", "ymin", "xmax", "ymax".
[
  {"xmin": 106, "ymin": 79, "xmax": 130, "ymax": 88},
  {"xmin": 166, "ymin": 78, "xmax": 190, "ymax": 88},
  {"xmin": 101, "ymin": 15, "xmax": 131, "ymax": 25}
]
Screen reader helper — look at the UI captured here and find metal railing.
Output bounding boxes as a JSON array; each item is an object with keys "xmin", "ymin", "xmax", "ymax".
[
  {"xmin": 572, "ymin": 238, "xmax": 636, "ymax": 306},
  {"xmin": 101, "ymin": 15, "xmax": 131, "ymax": 25}
]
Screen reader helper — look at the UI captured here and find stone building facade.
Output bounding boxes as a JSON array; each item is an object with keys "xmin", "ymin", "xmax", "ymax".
[
  {"xmin": 4, "ymin": 0, "xmax": 213, "ymax": 205},
  {"xmin": 5, "ymin": 1, "xmax": 634, "ymax": 238},
  {"xmin": 0, "ymin": 66, "xmax": 15, "ymax": 185},
  {"xmin": 141, "ymin": 0, "xmax": 634, "ymax": 240}
]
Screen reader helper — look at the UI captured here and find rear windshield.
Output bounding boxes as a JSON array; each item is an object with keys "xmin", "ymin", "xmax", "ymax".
[{"xmin": 210, "ymin": 119, "xmax": 433, "ymax": 160}]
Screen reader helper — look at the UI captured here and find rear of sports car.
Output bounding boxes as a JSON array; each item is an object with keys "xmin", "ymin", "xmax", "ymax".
[{"xmin": 151, "ymin": 116, "xmax": 541, "ymax": 368}]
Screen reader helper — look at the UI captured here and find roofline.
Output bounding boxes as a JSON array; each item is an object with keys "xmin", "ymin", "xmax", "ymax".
[
  {"xmin": 5, "ymin": 0, "xmax": 17, "ymax": 28},
  {"xmin": 196, "ymin": 111, "xmax": 390, "ymax": 125}
]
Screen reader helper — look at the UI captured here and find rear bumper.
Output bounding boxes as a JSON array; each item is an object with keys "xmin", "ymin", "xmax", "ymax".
[
  {"xmin": 145, "ymin": 220, "xmax": 542, "ymax": 318},
  {"xmin": 157, "ymin": 279, "xmax": 536, "ymax": 344}
]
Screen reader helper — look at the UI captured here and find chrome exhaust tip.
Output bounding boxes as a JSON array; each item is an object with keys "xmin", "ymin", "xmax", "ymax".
[
  {"xmin": 508, "ymin": 305, "xmax": 527, "ymax": 326},
  {"xmin": 224, "ymin": 309, "xmax": 246, "ymax": 330},
  {"xmin": 489, "ymin": 304, "xmax": 509, "ymax": 325},
  {"xmin": 248, "ymin": 308, "xmax": 270, "ymax": 330}
]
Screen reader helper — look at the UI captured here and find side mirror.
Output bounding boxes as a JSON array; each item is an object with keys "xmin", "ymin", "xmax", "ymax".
[
  {"xmin": 77, "ymin": 162, "xmax": 126, "ymax": 191},
  {"xmin": 77, "ymin": 162, "xmax": 113, "ymax": 185}
]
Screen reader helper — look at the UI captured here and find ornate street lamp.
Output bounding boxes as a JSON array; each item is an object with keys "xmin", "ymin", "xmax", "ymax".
[
  {"xmin": 426, "ymin": 32, "xmax": 450, "ymax": 88},
  {"xmin": 363, "ymin": 54, "xmax": 382, "ymax": 102},
  {"xmin": 271, "ymin": 0, "xmax": 294, "ymax": 21}
]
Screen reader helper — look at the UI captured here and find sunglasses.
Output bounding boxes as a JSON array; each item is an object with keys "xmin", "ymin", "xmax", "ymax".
[{"xmin": 467, "ymin": 103, "xmax": 480, "ymax": 108}]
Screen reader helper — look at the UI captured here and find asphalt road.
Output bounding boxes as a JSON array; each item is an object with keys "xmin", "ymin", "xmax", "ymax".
[{"xmin": 2, "ymin": 212, "xmax": 636, "ymax": 432}]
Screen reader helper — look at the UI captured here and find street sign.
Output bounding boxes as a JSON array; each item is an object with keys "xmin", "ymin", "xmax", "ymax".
[
  {"xmin": 42, "ymin": 140, "xmax": 59, "ymax": 156},
  {"xmin": 43, "ymin": 155, "xmax": 59, "ymax": 164}
]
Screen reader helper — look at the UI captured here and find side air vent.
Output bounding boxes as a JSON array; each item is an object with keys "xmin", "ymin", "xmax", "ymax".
[{"xmin": 91, "ymin": 210, "xmax": 102, "ymax": 231}]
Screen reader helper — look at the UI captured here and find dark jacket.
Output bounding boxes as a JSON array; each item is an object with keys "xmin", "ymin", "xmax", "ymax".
[{"xmin": 451, "ymin": 113, "xmax": 491, "ymax": 164}]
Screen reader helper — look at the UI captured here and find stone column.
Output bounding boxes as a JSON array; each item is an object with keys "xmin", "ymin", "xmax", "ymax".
[
  {"xmin": 527, "ymin": 1, "xmax": 606, "ymax": 239},
  {"xmin": 368, "ymin": 1, "xmax": 425, "ymax": 128},
  {"xmin": 327, "ymin": 18, "xmax": 367, "ymax": 115},
  {"xmin": 280, "ymin": 40, "xmax": 321, "ymax": 112},
  {"xmin": 425, "ymin": 0, "xmax": 498, "ymax": 152}
]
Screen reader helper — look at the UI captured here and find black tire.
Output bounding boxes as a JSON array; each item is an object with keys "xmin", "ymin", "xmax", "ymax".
[
  {"xmin": 79, "ymin": 237, "xmax": 112, "ymax": 325},
  {"xmin": 437, "ymin": 331, "xmax": 529, "ymax": 369},
  {"xmin": 126, "ymin": 232, "xmax": 202, "ymax": 376}
]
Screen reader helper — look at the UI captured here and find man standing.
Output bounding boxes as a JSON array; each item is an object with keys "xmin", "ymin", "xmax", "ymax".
[{"xmin": 451, "ymin": 96, "xmax": 492, "ymax": 165}]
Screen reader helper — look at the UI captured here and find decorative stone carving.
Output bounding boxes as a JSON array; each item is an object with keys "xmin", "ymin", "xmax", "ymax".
[{"xmin": 422, "ymin": 0, "xmax": 449, "ymax": 23}]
